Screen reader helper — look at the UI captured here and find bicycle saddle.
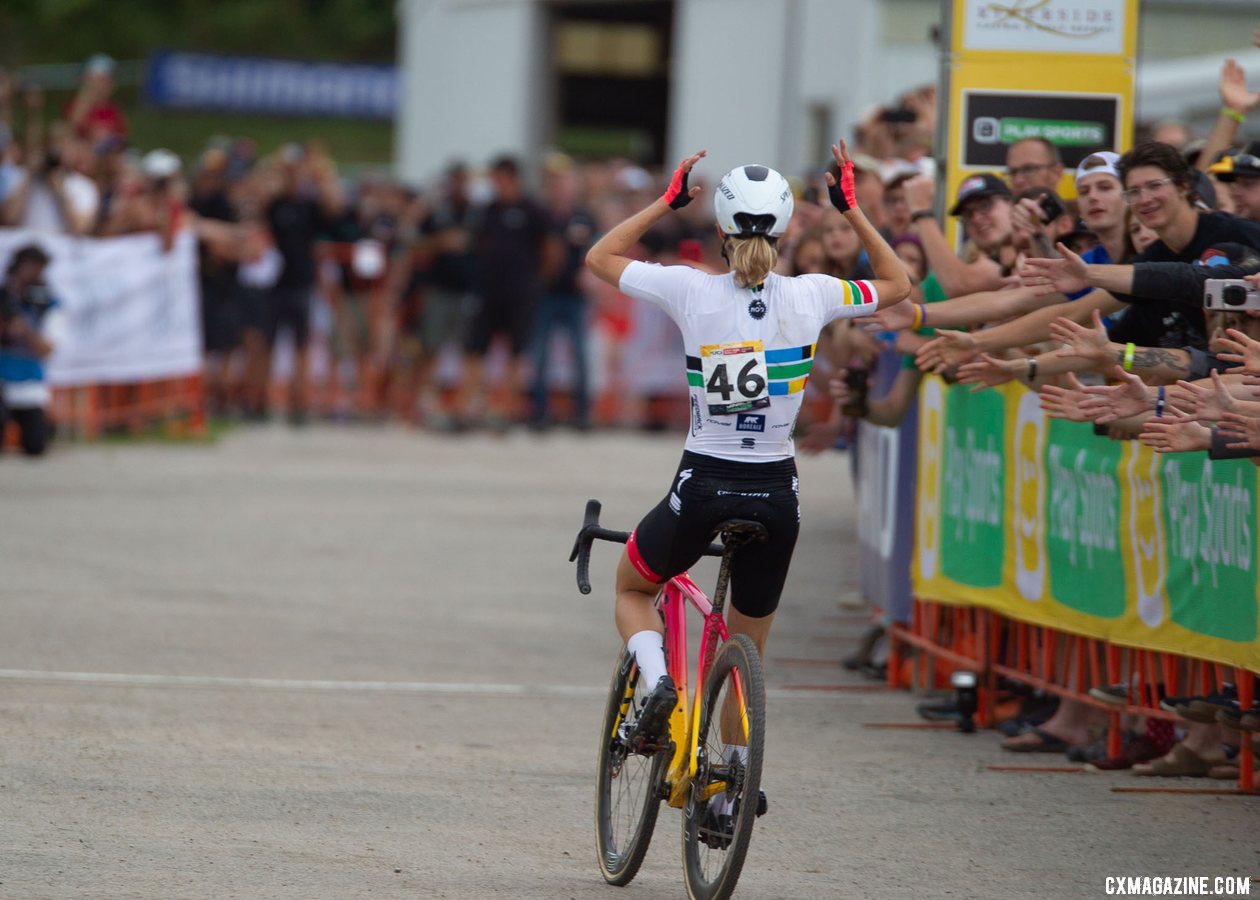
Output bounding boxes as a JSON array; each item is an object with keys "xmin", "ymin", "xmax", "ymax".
[{"xmin": 713, "ymin": 519, "xmax": 769, "ymax": 548}]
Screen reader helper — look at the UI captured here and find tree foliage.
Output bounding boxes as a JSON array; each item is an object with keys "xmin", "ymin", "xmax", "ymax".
[{"xmin": 0, "ymin": 0, "xmax": 396, "ymax": 67}]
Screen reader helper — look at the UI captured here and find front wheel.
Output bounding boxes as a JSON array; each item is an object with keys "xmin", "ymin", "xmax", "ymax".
[
  {"xmin": 595, "ymin": 647, "xmax": 668, "ymax": 885},
  {"xmin": 681, "ymin": 634, "xmax": 766, "ymax": 900}
]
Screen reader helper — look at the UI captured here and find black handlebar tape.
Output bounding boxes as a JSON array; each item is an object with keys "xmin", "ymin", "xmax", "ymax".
[
  {"xmin": 574, "ymin": 500, "xmax": 602, "ymax": 595},
  {"xmin": 570, "ymin": 498, "xmax": 723, "ymax": 594}
]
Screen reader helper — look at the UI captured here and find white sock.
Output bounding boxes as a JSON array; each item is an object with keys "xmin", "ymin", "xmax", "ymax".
[{"xmin": 627, "ymin": 630, "xmax": 668, "ymax": 690}]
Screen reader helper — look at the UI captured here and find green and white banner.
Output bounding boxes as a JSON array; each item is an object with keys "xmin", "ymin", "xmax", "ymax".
[{"xmin": 914, "ymin": 379, "xmax": 1258, "ymax": 671}]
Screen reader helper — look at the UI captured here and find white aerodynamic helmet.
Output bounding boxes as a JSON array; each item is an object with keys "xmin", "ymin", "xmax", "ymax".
[{"xmin": 713, "ymin": 164, "xmax": 794, "ymax": 238}]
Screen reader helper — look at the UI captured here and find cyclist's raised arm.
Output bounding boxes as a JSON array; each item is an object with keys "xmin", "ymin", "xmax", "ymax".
[
  {"xmin": 825, "ymin": 141, "xmax": 911, "ymax": 309},
  {"xmin": 586, "ymin": 149, "xmax": 706, "ymax": 287}
]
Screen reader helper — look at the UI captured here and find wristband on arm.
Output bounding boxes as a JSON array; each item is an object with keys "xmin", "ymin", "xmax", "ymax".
[
  {"xmin": 910, "ymin": 304, "xmax": 924, "ymax": 330},
  {"xmin": 1156, "ymin": 385, "xmax": 1166, "ymax": 418},
  {"xmin": 1026, "ymin": 357, "xmax": 1038, "ymax": 384},
  {"xmin": 1222, "ymin": 106, "xmax": 1246, "ymax": 124},
  {"xmin": 662, "ymin": 162, "xmax": 694, "ymax": 210},
  {"xmin": 1123, "ymin": 343, "xmax": 1136, "ymax": 372}
]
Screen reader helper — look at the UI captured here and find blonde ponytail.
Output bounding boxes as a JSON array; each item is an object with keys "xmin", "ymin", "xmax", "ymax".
[{"xmin": 725, "ymin": 235, "xmax": 778, "ymax": 288}]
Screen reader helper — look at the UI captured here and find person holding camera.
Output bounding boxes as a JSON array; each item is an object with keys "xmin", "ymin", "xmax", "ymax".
[
  {"xmin": 0, "ymin": 245, "xmax": 63, "ymax": 456},
  {"xmin": 0, "ymin": 85, "xmax": 98, "ymax": 236}
]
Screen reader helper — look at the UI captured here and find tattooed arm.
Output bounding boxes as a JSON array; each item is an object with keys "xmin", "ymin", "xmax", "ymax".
[{"xmin": 1096, "ymin": 343, "xmax": 1192, "ymax": 384}]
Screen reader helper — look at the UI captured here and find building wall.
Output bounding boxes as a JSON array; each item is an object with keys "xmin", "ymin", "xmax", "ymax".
[
  {"xmin": 667, "ymin": 0, "xmax": 791, "ymax": 183},
  {"xmin": 395, "ymin": 0, "xmax": 546, "ymax": 186},
  {"xmin": 669, "ymin": 0, "xmax": 908, "ymax": 181},
  {"xmin": 395, "ymin": 0, "xmax": 1260, "ymax": 185}
]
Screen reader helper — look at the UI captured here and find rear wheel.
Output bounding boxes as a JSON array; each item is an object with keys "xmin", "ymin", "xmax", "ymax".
[
  {"xmin": 681, "ymin": 634, "xmax": 765, "ymax": 900},
  {"xmin": 595, "ymin": 648, "xmax": 668, "ymax": 885}
]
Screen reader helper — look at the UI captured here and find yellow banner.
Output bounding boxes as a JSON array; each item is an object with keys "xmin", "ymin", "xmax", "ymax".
[
  {"xmin": 941, "ymin": 0, "xmax": 1139, "ymax": 242},
  {"xmin": 914, "ymin": 379, "xmax": 1260, "ymax": 672}
]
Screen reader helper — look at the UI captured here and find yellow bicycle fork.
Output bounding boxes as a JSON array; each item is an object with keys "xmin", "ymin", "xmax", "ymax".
[{"xmin": 616, "ymin": 659, "xmax": 750, "ymax": 810}]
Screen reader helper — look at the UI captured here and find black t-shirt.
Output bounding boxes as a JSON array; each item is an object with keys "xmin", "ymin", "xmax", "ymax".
[
  {"xmin": 1130, "ymin": 259, "xmax": 1260, "ymax": 305},
  {"xmin": 548, "ymin": 207, "xmax": 595, "ymax": 296},
  {"xmin": 190, "ymin": 189, "xmax": 237, "ymax": 285},
  {"xmin": 267, "ymin": 196, "xmax": 332, "ymax": 290},
  {"xmin": 421, "ymin": 199, "xmax": 479, "ymax": 293},
  {"xmin": 1110, "ymin": 212, "xmax": 1260, "ymax": 349},
  {"xmin": 476, "ymin": 197, "xmax": 549, "ymax": 300}
]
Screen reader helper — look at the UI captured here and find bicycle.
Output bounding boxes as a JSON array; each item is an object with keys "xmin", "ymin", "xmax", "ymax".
[{"xmin": 570, "ymin": 498, "xmax": 769, "ymax": 900}]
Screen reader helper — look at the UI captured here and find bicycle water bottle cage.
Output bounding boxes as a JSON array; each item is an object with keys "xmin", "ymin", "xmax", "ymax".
[{"xmin": 713, "ymin": 519, "xmax": 769, "ymax": 550}]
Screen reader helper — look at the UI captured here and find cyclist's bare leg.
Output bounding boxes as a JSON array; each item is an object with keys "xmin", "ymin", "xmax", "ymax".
[
  {"xmin": 615, "ymin": 548, "xmax": 662, "ymax": 642},
  {"xmin": 726, "ymin": 608, "xmax": 774, "ymax": 659},
  {"xmin": 720, "ymin": 608, "xmax": 775, "ymax": 746}
]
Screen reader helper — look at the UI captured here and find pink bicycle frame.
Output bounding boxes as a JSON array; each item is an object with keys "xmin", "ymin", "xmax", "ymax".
[
  {"xmin": 658, "ymin": 570, "xmax": 751, "ymax": 808},
  {"xmin": 660, "ymin": 571, "xmax": 728, "ymax": 707}
]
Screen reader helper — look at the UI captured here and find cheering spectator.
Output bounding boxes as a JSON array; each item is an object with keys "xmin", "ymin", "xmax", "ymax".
[
  {"xmin": 1195, "ymin": 58, "xmax": 1259, "ymax": 176},
  {"xmin": 908, "ymin": 172, "xmax": 1017, "ymax": 296},
  {"xmin": 190, "ymin": 149, "xmax": 240, "ymax": 415},
  {"xmin": 64, "ymin": 54, "xmax": 127, "ymax": 141},
  {"xmin": 2, "ymin": 89, "xmax": 99, "ymax": 236},
  {"xmin": 820, "ymin": 205, "xmax": 874, "ymax": 280},
  {"xmin": 1006, "ymin": 137, "xmax": 1065, "ymax": 194},
  {"xmin": 411, "ymin": 162, "xmax": 479, "ymax": 428},
  {"xmin": 101, "ymin": 148, "xmax": 184, "ymax": 250},
  {"xmin": 455, "ymin": 155, "xmax": 550, "ymax": 431},
  {"xmin": 881, "ymin": 171, "xmax": 916, "ymax": 240},
  {"xmin": 1215, "ymin": 142, "xmax": 1260, "ymax": 224},
  {"xmin": 530, "ymin": 152, "xmax": 594, "ymax": 431},
  {"xmin": 262, "ymin": 142, "xmax": 344, "ymax": 425}
]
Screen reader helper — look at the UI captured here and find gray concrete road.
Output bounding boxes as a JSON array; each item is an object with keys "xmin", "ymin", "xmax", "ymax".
[{"xmin": 0, "ymin": 426, "xmax": 1255, "ymax": 899}]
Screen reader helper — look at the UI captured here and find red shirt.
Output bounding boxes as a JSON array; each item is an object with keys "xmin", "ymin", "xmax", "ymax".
[{"xmin": 65, "ymin": 99, "xmax": 127, "ymax": 140}]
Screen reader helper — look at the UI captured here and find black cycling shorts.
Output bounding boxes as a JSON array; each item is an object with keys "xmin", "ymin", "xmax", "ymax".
[{"xmin": 627, "ymin": 450, "xmax": 800, "ymax": 619}]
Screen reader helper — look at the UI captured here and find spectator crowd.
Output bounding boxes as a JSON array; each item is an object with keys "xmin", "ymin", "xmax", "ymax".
[{"xmin": 827, "ymin": 26, "xmax": 1260, "ymax": 784}]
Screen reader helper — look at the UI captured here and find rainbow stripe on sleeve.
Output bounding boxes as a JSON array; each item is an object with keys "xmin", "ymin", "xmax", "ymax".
[{"xmin": 842, "ymin": 280, "xmax": 876, "ymax": 306}]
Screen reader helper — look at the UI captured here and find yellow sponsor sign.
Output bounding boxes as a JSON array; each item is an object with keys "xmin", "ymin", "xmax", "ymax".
[{"xmin": 939, "ymin": 0, "xmax": 1138, "ymax": 244}]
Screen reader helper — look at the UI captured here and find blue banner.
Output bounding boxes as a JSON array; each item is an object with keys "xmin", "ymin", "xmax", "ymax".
[
  {"xmin": 145, "ymin": 51, "xmax": 398, "ymax": 120},
  {"xmin": 856, "ymin": 345, "xmax": 918, "ymax": 624}
]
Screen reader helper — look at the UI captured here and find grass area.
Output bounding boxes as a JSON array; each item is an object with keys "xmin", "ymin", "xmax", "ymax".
[
  {"xmin": 126, "ymin": 105, "xmax": 395, "ymax": 170},
  {"xmin": 95, "ymin": 417, "xmax": 231, "ymax": 446},
  {"xmin": 30, "ymin": 86, "xmax": 395, "ymax": 171}
]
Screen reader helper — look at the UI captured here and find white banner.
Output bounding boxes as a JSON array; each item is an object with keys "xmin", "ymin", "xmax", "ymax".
[
  {"xmin": 0, "ymin": 229, "xmax": 202, "ymax": 386},
  {"xmin": 962, "ymin": 0, "xmax": 1126, "ymax": 55}
]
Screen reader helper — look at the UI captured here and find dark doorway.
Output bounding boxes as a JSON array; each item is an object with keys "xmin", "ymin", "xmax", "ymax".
[{"xmin": 550, "ymin": 1, "xmax": 673, "ymax": 165}]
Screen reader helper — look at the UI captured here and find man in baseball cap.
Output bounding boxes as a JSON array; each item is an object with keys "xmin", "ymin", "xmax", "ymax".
[
  {"xmin": 948, "ymin": 173, "xmax": 1012, "ymax": 216},
  {"xmin": 949, "ymin": 172, "xmax": 1016, "ymax": 262},
  {"xmin": 1213, "ymin": 141, "xmax": 1260, "ymax": 223},
  {"xmin": 906, "ymin": 170, "xmax": 1018, "ymax": 295}
]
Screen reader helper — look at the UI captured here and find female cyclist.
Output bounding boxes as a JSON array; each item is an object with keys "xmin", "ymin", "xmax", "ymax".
[{"xmin": 585, "ymin": 142, "xmax": 911, "ymax": 737}]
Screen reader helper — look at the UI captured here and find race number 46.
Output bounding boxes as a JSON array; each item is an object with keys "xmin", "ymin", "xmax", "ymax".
[{"xmin": 701, "ymin": 340, "xmax": 770, "ymax": 415}]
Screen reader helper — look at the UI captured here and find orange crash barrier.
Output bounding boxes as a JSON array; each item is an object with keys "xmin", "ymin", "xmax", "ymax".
[{"xmin": 889, "ymin": 600, "xmax": 1257, "ymax": 795}]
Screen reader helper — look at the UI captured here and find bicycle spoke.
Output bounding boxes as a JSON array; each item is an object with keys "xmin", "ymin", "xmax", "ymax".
[
  {"xmin": 682, "ymin": 636, "xmax": 765, "ymax": 900},
  {"xmin": 596, "ymin": 650, "xmax": 665, "ymax": 886}
]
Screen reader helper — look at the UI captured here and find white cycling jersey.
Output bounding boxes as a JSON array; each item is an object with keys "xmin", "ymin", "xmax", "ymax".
[{"xmin": 619, "ymin": 260, "xmax": 879, "ymax": 462}]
